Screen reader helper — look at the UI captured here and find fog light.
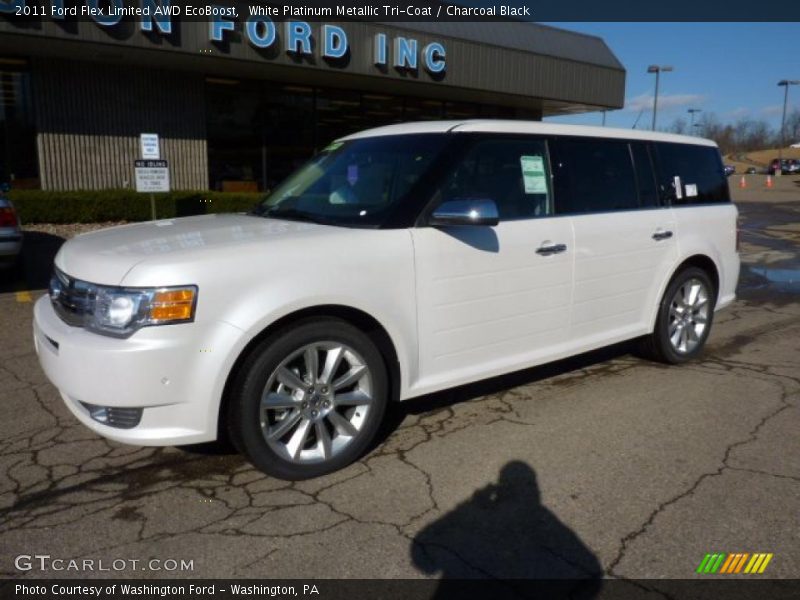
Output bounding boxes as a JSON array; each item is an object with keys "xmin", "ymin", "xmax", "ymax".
[{"xmin": 81, "ymin": 403, "xmax": 143, "ymax": 429}]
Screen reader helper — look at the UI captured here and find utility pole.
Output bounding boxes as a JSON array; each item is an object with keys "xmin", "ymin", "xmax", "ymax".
[
  {"xmin": 778, "ymin": 80, "xmax": 799, "ymax": 167},
  {"xmin": 648, "ymin": 65, "xmax": 673, "ymax": 131},
  {"xmin": 688, "ymin": 108, "xmax": 702, "ymax": 134}
]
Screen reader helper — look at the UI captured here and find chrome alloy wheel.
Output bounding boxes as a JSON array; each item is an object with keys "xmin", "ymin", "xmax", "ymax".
[
  {"xmin": 668, "ymin": 277, "xmax": 710, "ymax": 354},
  {"xmin": 259, "ymin": 342, "xmax": 373, "ymax": 464}
]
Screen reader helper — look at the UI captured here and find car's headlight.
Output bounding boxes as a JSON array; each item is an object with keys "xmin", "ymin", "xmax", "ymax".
[
  {"xmin": 49, "ymin": 270, "xmax": 197, "ymax": 337},
  {"xmin": 91, "ymin": 286, "xmax": 197, "ymax": 336}
]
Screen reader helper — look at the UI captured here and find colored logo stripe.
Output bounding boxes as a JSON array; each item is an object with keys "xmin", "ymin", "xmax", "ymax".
[{"xmin": 697, "ymin": 552, "xmax": 773, "ymax": 574}]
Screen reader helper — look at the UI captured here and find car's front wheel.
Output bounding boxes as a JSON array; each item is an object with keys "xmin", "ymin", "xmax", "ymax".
[{"xmin": 228, "ymin": 318, "xmax": 388, "ymax": 480}]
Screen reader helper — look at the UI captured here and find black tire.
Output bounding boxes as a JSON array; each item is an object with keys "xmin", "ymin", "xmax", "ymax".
[
  {"xmin": 638, "ymin": 267, "xmax": 716, "ymax": 364},
  {"xmin": 227, "ymin": 317, "xmax": 388, "ymax": 480}
]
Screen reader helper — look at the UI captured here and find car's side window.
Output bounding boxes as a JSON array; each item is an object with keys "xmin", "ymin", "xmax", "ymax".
[
  {"xmin": 437, "ymin": 138, "xmax": 552, "ymax": 220},
  {"xmin": 550, "ymin": 138, "xmax": 639, "ymax": 214},
  {"xmin": 653, "ymin": 142, "xmax": 730, "ymax": 205}
]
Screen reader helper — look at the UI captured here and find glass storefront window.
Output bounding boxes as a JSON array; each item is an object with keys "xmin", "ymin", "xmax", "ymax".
[
  {"xmin": 206, "ymin": 78, "xmax": 540, "ymax": 193},
  {"xmin": 0, "ymin": 59, "xmax": 38, "ymax": 189}
]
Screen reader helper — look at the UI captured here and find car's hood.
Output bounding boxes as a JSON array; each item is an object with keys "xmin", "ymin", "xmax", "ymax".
[{"xmin": 55, "ymin": 213, "xmax": 332, "ymax": 285}]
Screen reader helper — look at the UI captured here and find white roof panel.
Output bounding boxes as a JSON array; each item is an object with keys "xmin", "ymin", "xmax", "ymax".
[{"xmin": 340, "ymin": 120, "xmax": 718, "ymax": 148}]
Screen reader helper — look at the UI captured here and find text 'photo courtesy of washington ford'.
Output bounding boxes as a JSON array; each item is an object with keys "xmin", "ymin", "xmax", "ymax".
[{"xmin": 34, "ymin": 120, "xmax": 739, "ymax": 480}]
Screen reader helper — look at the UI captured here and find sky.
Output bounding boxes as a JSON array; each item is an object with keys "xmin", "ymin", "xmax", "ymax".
[{"xmin": 543, "ymin": 23, "xmax": 799, "ymax": 133}]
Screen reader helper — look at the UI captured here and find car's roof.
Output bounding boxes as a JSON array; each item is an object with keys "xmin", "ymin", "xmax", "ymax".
[{"xmin": 338, "ymin": 120, "xmax": 718, "ymax": 148}]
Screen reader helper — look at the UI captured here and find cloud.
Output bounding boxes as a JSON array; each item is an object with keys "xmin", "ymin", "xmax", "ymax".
[
  {"xmin": 625, "ymin": 92, "xmax": 706, "ymax": 113},
  {"xmin": 724, "ymin": 107, "xmax": 750, "ymax": 120},
  {"xmin": 760, "ymin": 105, "xmax": 785, "ymax": 117}
]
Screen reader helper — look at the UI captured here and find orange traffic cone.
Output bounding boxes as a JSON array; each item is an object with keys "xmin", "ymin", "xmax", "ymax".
[
  {"xmin": 766, "ymin": 175, "xmax": 773, "ymax": 189},
  {"xmin": 739, "ymin": 175, "xmax": 747, "ymax": 189}
]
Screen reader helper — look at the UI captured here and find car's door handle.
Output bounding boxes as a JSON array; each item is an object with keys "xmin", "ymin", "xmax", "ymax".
[
  {"xmin": 536, "ymin": 243, "xmax": 568, "ymax": 255},
  {"xmin": 652, "ymin": 230, "xmax": 673, "ymax": 241}
]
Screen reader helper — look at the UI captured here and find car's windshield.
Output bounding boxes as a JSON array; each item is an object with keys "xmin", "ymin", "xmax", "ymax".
[{"xmin": 253, "ymin": 134, "xmax": 448, "ymax": 227}]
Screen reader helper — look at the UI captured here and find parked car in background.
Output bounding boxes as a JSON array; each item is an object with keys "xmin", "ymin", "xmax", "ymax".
[
  {"xmin": 790, "ymin": 142, "xmax": 800, "ymax": 149},
  {"xmin": 745, "ymin": 167, "xmax": 758, "ymax": 174},
  {"xmin": 768, "ymin": 158, "xmax": 798, "ymax": 175},
  {"xmin": 0, "ymin": 183, "xmax": 23, "ymax": 273},
  {"xmin": 34, "ymin": 121, "xmax": 740, "ymax": 479},
  {"xmin": 724, "ymin": 165, "xmax": 736, "ymax": 176}
]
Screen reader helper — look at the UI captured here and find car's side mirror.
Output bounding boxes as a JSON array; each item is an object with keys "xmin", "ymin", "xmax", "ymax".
[{"xmin": 429, "ymin": 198, "xmax": 499, "ymax": 227}]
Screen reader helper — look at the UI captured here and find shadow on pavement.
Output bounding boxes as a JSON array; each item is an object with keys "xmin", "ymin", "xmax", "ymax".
[
  {"xmin": 412, "ymin": 461, "xmax": 602, "ymax": 596},
  {"xmin": 0, "ymin": 231, "xmax": 64, "ymax": 294}
]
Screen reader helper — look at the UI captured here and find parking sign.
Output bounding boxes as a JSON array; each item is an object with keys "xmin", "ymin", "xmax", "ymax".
[{"xmin": 134, "ymin": 159, "xmax": 170, "ymax": 193}]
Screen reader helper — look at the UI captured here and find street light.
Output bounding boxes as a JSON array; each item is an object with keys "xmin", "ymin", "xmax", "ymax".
[
  {"xmin": 648, "ymin": 65, "xmax": 673, "ymax": 131},
  {"xmin": 778, "ymin": 80, "xmax": 800, "ymax": 165},
  {"xmin": 688, "ymin": 108, "xmax": 702, "ymax": 133}
]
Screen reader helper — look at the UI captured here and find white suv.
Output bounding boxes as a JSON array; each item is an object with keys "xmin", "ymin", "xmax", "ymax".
[{"xmin": 34, "ymin": 121, "xmax": 739, "ymax": 479}]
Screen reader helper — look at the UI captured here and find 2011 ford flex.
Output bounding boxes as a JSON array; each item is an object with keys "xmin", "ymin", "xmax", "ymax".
[{"xmin": 34, "ymin": 121, "xmax": 739, "ymax": 479}]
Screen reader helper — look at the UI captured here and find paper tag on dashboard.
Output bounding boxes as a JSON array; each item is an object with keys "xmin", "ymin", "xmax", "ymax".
[
  {"xmin": 673, "ymin": 176, "xmax": 683, "ymax": 199},
  {"xmin": 685, "ymin": 183, "xmax": 698, "ymax": 197}
]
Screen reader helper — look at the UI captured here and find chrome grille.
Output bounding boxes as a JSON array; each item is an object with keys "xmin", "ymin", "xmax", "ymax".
[{"xmin": 49, "ymin": 269, "xmax": 96, "ymax": 327}]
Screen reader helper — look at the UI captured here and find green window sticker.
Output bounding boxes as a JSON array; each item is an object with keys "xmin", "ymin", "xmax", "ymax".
[{"xmin": 520, "ymin": 155, "xmax": 548, "ymax": 194}]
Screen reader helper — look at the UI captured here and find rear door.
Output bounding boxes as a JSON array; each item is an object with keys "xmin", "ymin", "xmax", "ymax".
[
  {"xmin": 411, "ymin": 136, "xmax": 574, "ymax": 393},
  {"xmin": 550, "ymin": 138, "xmax": 677, "ymax": 346}
]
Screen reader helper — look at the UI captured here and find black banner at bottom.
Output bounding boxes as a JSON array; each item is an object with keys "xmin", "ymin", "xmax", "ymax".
[{"xmin": 2, "ymin": 579, "xmax": 800, "ymax": 600}]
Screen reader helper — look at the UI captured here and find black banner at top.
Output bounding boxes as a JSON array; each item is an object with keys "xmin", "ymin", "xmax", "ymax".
[{"xmin": 2, "ymin": 0, "xmax": 800, "ymax": 22}]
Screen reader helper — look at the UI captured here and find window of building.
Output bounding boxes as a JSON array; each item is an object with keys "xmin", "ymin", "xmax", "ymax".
[
  {"xmin": 0, "ymin": 59, "xmax": 38, "ymax": 189},
  {"xmin": 551, "ymin": 138, "xmax": 638, "ymax": 214},
  {"xmin": 653, "ymin": 142, "xmax": 729, "ymax": 205},
  {"xmin": 437, "ymin": 138, "xmax": 552, "ymax": 221},
  {"xmin": 206, "ymin": 80, "xmax": 314, "ymax": 192},
  {"xmin": 206, "ymin": 76, "xmax": 546, "ymax": 194}
]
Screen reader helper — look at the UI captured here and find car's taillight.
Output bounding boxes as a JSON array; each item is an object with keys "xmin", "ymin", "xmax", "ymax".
[{"xmin": 0, "ymin": 206, "xmax": 17, "ymax": 228}]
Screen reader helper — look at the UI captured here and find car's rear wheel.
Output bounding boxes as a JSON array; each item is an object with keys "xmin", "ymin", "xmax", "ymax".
[
  {"xmin": 639, "ymin": 267, "xmax": 716, "ymax": 364},
  {"xmin": 228, "ymin": 318, "xmax": 388, "ymax": 480}
]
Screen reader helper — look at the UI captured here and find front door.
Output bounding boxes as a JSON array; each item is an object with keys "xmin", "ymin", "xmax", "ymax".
[{"xmin": 411, "ymin": 136, "xmax": 574, "ymax": 394}]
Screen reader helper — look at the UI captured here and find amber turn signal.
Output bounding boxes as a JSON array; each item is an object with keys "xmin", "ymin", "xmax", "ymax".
[{"xmin": 148, "ymin": 288, "xmax": 196, "ymax": 322}]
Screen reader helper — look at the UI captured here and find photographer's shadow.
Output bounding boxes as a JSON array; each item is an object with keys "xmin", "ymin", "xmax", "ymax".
[{"xmin": 412, "ymin": 461, "xmax": 602, "ymax": 598}]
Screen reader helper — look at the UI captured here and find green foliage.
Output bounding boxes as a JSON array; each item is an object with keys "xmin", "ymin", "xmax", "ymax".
[{"xmin": 8, "ymin": 190, "xmax": 263, "ymax": 224}]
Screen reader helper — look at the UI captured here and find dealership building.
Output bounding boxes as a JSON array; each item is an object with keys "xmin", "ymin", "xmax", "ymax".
[{"xmin": 0, "ymin": 6, "xmax": 625, "ymax": 192}]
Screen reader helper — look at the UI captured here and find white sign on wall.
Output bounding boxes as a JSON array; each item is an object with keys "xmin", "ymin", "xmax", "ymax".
[
  {"xmin": 140, "ymin": 133, "xmax": 161, "ymax": 160},
  {"xmin": 134, "ymin": 160, "xmax": 170, "ymax": 193}
]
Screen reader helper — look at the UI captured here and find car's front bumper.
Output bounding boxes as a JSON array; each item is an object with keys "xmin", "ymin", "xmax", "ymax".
[{"xmin": 33, "ymin": 295, "xmax": 244, "ymax": 446}]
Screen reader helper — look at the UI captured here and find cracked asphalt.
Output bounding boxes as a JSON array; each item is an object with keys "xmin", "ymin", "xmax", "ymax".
[{"xmin": 1, "ymin": 178, "xmax": 798, "ymax": 584}]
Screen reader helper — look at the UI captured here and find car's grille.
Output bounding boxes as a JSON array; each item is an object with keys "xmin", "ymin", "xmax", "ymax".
[{"xmin": 49, "ymin": 269, "xmax": 95, "ymax": 327}]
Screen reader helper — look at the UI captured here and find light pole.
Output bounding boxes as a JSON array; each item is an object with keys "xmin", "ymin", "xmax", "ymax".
[
  {"xmin": 648, "ymin": 65, "xmax": 673, "ymax": 131},
  {"xmin": 688, "ymin": 108, "xmax": 702, "ymax": 133},
  {"xmin": 778, "ymin": 80, "xmax": 799, "ymax": 165}
]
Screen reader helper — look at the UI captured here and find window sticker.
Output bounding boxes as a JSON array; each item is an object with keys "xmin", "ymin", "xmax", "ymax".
[
  {"xmin": 673, "ymin": 175, "xmax": 683, "ymax": 200},
  {"xmin": 520, "ymin": 155, "xmax": 548, "ymax": 194},
  {"xmin": 685, "ymin": 183, "xmax": 698, "ymax": 198}
]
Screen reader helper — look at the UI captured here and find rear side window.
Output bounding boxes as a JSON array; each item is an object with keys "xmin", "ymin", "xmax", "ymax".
[
  {"xmin": 653, "ymin": 143, "xmax": 730, "ymax": 205},
  {"xmin": 550, "ymin": 139, "xmax": 639, "ymax": 214}
]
